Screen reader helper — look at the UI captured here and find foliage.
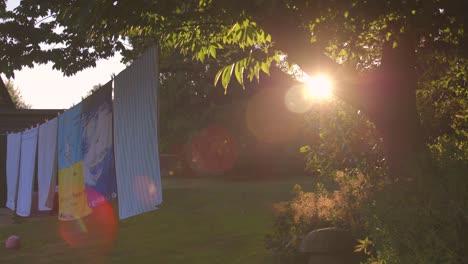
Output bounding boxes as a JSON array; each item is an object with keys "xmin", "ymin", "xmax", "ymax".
[
  {"xmin": 4, "ymin": 0, "xmax": 467, "ymax": 84},
  {"xmin": 4, "ymin": 79, "xmax": 31, "ymax": 109},
  {"xmin": 264, "ymin": 98, "xmax": 385, "ymax": 263},
  {"xmin": 300, "ymin": 100, "xmax": 385, "ymax": 180},
  {"xmin": 155, "ymin": 52, "xmax": 257, "ymax": 154},
  {"xmin": 268, "ymin": 73, "xmax": 467, "ymax": 263},
  {"xmin": 269, "ymin": 151, "xmax": 468, "ymax": 264},
  {"xmin": 418, "ymin": 57, "xmax": 468, "ymax": 161},
  {"xmin": 0, "ymin": 1, "xmax": 63, "ymax": 78},
  {"xmin": 363, "ymin": 72, "xmax": 467, "ymax": 263},
  {"xmin": 364, "ymin": 158, "xmax": 468, "ymax": 264},
  {"xmin": 265, "ymin": 170, "xmax": 373, "ymax": 263}
]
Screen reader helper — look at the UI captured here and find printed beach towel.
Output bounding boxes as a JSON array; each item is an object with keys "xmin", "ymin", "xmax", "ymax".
[
  {"xmin": 16, "ymin": 127, "xmax": 38, "ymax": 217},
  {"xmin": 37, "ymin": 118, "xmax": 58, "ymax": 211},
  {"xmin": 58, "ymin": 103, "xmax": 92, "ymax": 220},
  {"xmin": 114, "ymin": 46, "xmax": 162, "ymax": 219},
  {"xmin": 6, "ymin": 132, "xmax": 22, "ymax": 210},
  {"xmin": 82, "ymin": 82, "xmax": 117, "ymax": 207}
]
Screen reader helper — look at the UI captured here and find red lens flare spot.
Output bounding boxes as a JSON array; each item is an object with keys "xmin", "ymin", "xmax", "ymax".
[
  {"xmin": 190, "ymin": 125, "xmax": 239, "ymax": 175},
  {"xmin": 59, "ymin": 191, "xmax": 117, "ymax": 253}
]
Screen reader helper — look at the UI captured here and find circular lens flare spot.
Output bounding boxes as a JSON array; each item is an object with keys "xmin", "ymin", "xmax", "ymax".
[
  {"xmin": 304, "ymin": 74, "xmax": 333, "ymax": 100},
  {"xmin": 133, "ymin": 176, "xmax": 159, "ymax": 207},
  {"xmin": 284, "ymin": 85, "xmax": 313, "ymax": 113},
  {"xmin": 190, "ymin": 125, "xmax": 239, "ymax": 175},
  {"xmin": 246, "ymin": 87, "xmax": 301, "ymax": 143},
  {"xmin": 59, "ymin": 191, "xmax": 117, "ymax": 252}
]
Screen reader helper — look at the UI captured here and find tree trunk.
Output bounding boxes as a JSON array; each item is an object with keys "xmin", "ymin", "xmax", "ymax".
[{"xmin": 362, "ymin": 36, "xmax": 427, "ymax": 180}]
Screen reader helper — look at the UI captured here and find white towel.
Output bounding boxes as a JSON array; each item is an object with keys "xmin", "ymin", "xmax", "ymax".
[
  {"xmin": 16, "ymin": 127, "xmax": 38, "ymax": 217},
  {"xmin": 114, "ymin": 46, "xmax": 163, "ymax": 219},
  {"xmin": 6, "ymin": 132, "xmax": 22, "ymax": 210},
  {"xmin": 37, "ymin": 118, "xmax": 58, "ymax": 211}
]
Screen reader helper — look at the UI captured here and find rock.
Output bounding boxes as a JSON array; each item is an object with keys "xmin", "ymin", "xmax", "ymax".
[
  {"xmin": 299, "ymin": 227, "xmax": 355, "ymax": 254},
  {"xmin": 5, "ymin": 235, "xmax": 21, "ymax": 250}
]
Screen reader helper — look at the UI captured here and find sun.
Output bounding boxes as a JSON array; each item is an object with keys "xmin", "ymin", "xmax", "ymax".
[{"xmin": 304, "ymin": 74, "xmax": 333, "ymax": 100}]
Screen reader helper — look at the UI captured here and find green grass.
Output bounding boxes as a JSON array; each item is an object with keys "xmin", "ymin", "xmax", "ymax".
[{"xmin": 0, "ymin": 176, "xmax": 315, "ymax": 264}]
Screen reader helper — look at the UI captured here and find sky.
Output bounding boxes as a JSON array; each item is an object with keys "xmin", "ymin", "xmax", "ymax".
[{"xmin": 2, "ymin": 0, "xmax": 126, "ymax": 109}]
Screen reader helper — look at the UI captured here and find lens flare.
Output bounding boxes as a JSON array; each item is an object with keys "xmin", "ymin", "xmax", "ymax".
[
  {"xmin": 133, "ymin": 175, "xmax": 159, "ymax": 207},
  {"xmin": 246, "ymin": 87, "xmax": 301, "ymax": 143},
  {"xmin": 304, "ymin": 74, "xmax": 333, "ymax": 100},
  {"xmin": 59, "ymin": 190, "xmax": 117, "ymax": 254},
  {"xmin": 284, "ymin": 85, "xmax": 313, "ymax": 113},
  {"xmin": 189, "ymin": 125, "xmax": 239, "ymax": 175}
]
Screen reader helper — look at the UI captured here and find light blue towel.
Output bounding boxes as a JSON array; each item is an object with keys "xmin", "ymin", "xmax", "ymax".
[
  {"xmin": 6, "ymin": 132, "xmax": 22, "ymax": 211},
  {"xmin": 113, "ymin": 46, "xmax": 162, "ymax": 219},
  {"xmin": 37, "ymin": 118, "xmax": 58, "ymax": 211},
  {"xmin": 16, "ymin": 127, "xmax": 38, "ymax": 217}
]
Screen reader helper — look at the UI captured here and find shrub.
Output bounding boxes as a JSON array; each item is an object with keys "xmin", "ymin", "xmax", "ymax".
[
  {"xmin": 364, "ymin": 157, "xmax": 468, "ymax": 264},
  {"xmin": 265, "ymin": 170, "xmax": 374, "ymax": 263}
]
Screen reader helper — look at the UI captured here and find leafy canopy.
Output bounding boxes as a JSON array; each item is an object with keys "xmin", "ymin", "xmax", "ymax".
[{"xmin": 3, "ymin": 0, "xmax": 466, "ymax": 93}]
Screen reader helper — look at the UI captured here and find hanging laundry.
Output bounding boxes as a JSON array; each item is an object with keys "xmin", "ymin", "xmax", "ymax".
[
  {"xmin": 16, "ymin": 127, "xmax": 38, "ymax": 217},
  {"xmin": 82, "ymin": 82, "xmax": 117, "ymax": 208},
  {"xmin": 6, "ymin": 132, "xmax": 22, "ymax": 211},
  {"xmin": 114, "ymin": 46, "xmax": 162, "ymax": 219},
  {"xmin": 58, "ymin": 103, "xmax": 92, "ymax": 220},
  {"xmin": 37, "ymin": 118, "xmax": 58, "ymax": 211}
]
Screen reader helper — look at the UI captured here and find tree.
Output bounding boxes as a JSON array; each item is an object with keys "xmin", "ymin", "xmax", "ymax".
[
  {"xmin": 3, "ymin": 0, "xmax": 468, "ymax": 180},
  {"xmin": 4, "ymin": 79, "xmax": 31, "ymax": 109}
]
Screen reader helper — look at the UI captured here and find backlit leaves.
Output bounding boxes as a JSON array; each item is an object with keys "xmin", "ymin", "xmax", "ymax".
[{"xmin": 214, "ymin": 50, "xmax": 280, "ymax": 92}]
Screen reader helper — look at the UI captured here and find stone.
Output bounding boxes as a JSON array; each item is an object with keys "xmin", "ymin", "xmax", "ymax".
[
  {"xmin": 5, "ymin": 235, "xmax": 21, "ymax": 250},
  {"xmin": 299, "ymin": 227, "xmax": 355, "ymax": 254}
]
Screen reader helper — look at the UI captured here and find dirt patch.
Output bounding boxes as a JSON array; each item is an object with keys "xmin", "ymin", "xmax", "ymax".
[
  {"xmin": 0, "ymin": 208, "xmax": 14, "ymax": 227},
  {"xmin": 0, "ymin": 208, "xmax": 55, "ymax": 227}
]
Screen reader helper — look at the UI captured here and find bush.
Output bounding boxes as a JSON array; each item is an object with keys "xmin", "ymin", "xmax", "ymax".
[
  {"xmin": 266, "ymin": 95, "xmax": 468, "ymax": 263},
  {"xmin": 364, "ymin": 155, "xmax": 468, "ymax": 264},
  {"xmin": 265, "ymin": 170, "xmax": 374, "ymax": 263}
]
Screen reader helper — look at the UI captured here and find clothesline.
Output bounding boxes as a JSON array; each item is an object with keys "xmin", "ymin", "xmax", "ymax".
[
  {"xmin": 1, "ymin": 79, "xmax": 116, "ymax": 137},
  {"xmin": 4, "ymin": 45, "xmax": 162, "ymax": 221},
  {"xmin": 0, "ymin": 116, "xmax": 61, "ymax": 136},
  {"xmin": 1, "ymin": 126, "xmax": 40, "ymax": 136}
]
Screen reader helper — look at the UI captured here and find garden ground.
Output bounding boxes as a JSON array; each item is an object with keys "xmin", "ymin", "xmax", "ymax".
[{"xmin": 0, "ymin": 176, "xmax": 315, "ymax": 264}]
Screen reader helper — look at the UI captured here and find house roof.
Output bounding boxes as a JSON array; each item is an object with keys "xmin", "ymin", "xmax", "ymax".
[
  {"xmin": 0, "ymin": 78, "xmax": 15, "ymax": 109},
  {"xmin": 0, "ymin": 108, "xmax": 64, "ymax": 135},
  {"xmin": 0, "ymin": 74, "xmax": 64, "ymax": 134}
]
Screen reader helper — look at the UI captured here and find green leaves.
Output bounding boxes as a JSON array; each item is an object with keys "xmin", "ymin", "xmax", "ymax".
[
  {"xmin": 214, "ymin": 50, "xmax": 278, "ymax": 92},
  {"xmin": 214, "ymin": 62, "xmax": 236, "ymax": 92},
  {"xmin": 221, "ymin": 63, "xmax": 235, "ymax": 90},
  {"xmin": 209, "ymin": 45, "xmax": 216, "ymax": 58},
  {"xmin": 354, "ymin": 237, "xmax": 374, "ymax": 255},
  {"xmin": 221, "ymin": 19, "xmax": 272, "ymax": 50},
  {"xmin": 234, "ymin": 60, "xmax": 245, "ymax": 87},
  {"xmin": 215, "ymin": 61, "xmax": 240, "ymax": 93},
  {"xmin": 299, "ymin": 145, "xmax": 311, "ymax": 153}
]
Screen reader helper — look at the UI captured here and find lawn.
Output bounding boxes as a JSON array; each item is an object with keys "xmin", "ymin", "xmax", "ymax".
[{"xmin": 0, "ymin": 176, "xmax": 315, "ymax": 264}]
